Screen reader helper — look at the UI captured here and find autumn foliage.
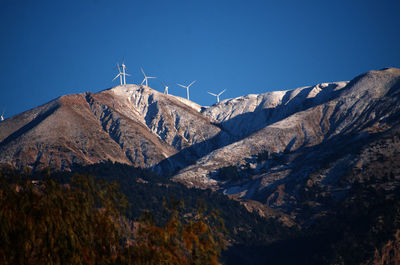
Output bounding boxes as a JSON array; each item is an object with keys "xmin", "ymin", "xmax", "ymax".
[
  {"xmin": 0, "ymin": 172, "xmax": 226, "ymax": 265},
  {"xmin": 130, "ymin": 201, "xmax": 226, "ymax": 265}
]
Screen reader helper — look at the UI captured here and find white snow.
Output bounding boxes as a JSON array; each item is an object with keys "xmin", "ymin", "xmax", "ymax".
[
  {"xmin": 110, "ymin": 84, "xmax": 202, "ymax": 113},
  {"xmin": 172, "ymin": 81, "xmax": 355, "ymax": 188},
  {"xmin": 172, "ymin": 96, "xmax": 202, "ymax": 112},
  {"xmin": 202, "ymin": 90, "xmax": 287, "ymax": 123}
]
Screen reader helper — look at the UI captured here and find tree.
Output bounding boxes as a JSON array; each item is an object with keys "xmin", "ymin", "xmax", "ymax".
[
  {"xmin": 129, "ymin": 200, "xmax": 227, "ymax": 265},
  {"xmin": 0, "ymin": 173, "xmax": 129, "ymax": 265}
]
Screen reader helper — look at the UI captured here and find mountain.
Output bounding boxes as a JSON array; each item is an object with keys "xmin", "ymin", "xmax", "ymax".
[
  {"xmin": 172, "ymin": 67, "xmax": 400, "ymax": 220},
  {"xmin": 2, "ymin": 67, "xmax": 400, "ymax": 264},
  {"xmin": 0, "ymin": 85, "xmax": 222, "ymax": 170},
  {"xmin": 1, "ymin": 67, "xmax": 400, "ymax": 219}
]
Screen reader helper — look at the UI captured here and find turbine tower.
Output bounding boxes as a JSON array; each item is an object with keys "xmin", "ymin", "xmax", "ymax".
[
  {"xmin": 120, "ymin": 62, "xmax": 129, "ymax": 85},
  {"xmin": 141, "ymin": 68, "xmax": 156, "ymax": 87},
  {"xmin": 208, "ymin": 89, "xmax": 226, "ymax": 103},
  {"xmin": 177, "ymin": 80, "xmax": 196, "ymax": 100},
  {"xmin": 160, "ymin": 81, "xmax": 169, "ymax": 94},
  {"xmin": 1, "ymin": 110, "xmax": 4, "ymax": 121}
]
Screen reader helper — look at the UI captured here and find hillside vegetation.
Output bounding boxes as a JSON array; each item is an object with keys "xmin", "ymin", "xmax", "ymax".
[{"xmin": 0, "ymin": 169, "xmax": 226, "ymax": 265}]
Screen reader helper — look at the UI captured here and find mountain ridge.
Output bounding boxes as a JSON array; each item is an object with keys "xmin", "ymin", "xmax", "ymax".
[
  {"xmin": 172, "ymin": 68, "xmax": 400, "ymax": 186},
  {"xmin": 1, "ymin": 68, "xmax": 400, "ymax": 220},
  {"xmin": 1, "ymin": 68, "xmax": 399, "ymax": 170}
]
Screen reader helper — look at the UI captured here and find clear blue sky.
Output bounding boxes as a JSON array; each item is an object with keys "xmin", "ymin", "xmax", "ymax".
[{"xmin": 1, "ymin": 0, "xmax": 399, "ymax": 117}]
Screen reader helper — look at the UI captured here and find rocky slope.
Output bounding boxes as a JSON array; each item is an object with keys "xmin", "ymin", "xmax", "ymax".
[
  {"xmin": 170, "ymin": 67, "xmax": 400, "ymax": 222},
  {"xmin": 0, "ymin": 85, "xmax": 222, "ymax": 170}
]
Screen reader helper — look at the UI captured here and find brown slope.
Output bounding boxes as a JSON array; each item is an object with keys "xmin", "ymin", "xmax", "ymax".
[
  {"xmin": 0, "ymin": 94, "xmax": 128, "ymax": 170},
  {"xmin": 0, "ymin": 84, "xmax": 224, "ymax": 171},
  {"xmin": 0, "ymin": 91, "xmax": 176, "ymax": 170}
]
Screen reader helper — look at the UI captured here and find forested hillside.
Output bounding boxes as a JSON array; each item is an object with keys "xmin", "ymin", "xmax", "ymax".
[
  {"xmin": 2, "ymin": 161, "xmax": 400, "ymax": 264},
  {"xmin": 0, "ymin": 168, "xmax": 226, "ymax": 264},
  {"xmin": 0, "ymin": 163, "xmax": 294, "ymax": 264}
]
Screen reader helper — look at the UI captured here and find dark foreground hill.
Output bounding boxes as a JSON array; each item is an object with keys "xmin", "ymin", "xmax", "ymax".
[{"xmin": 3, "ymin": 162, "xmax": 400, "ymax": 264}]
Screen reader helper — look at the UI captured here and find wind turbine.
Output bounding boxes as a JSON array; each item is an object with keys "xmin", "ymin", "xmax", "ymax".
[
  {"xmin": 1, "ymin": 109, "xmax": 4, "ymax": 121},
  {"xmin": 141, "ymin": 68, "xmax": 156, "ymax": 87},
  {"xmin": 208, "ymin": 89, "xmax": 226, "ymax": 103},
  {"xmin": 177, "ymin": 80, "xmax": 196, "ymax": 100},
  {"xmin": 113, "ymin": 61, "xmax": 130, "ymax": 85},
  {"xmin": 160, "ymin": 80, "xmax": 169, "ymax": 94}
]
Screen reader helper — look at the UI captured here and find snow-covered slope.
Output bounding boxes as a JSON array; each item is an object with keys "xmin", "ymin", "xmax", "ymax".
[
  {"xmin": 95, "ymin": 84, "xmax": 218, "ymax": 151},
  {"xmin": 170, "ymin": 68, "xmax": 400, "ymax": 218},
  {"xmin": 201, "ymin": 81, "xmax": 348, "ymax": 138}
]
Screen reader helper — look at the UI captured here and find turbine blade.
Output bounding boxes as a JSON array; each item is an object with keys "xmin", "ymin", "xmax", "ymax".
[
  {"xmin": 177, "ymin": 83, "xmax": 186, "ymax": 88},
  {"xmin": 141, "ymin": 78, "xmax": 146, "ymax": 85},
  {"xmin": 208, "ymin": 92, "xmax": 217, "ymax": 96},
  {"xmin": 188, "ymin": 80, "xmax": 196, "ymax": 87},
  {"xmin": 113, "ymin": 73, "xmax": 121, "ymax": 81},
  {"xmin": 141, "ymin": 68, "xmax": 146, "ymax": 76},
  {"xmin": 116, "ymin": 63, "xmax": 122, "ymax": 73},
  {"xmin": 218, "ymin": 89, "xmax": 226, "ymax": 96}
]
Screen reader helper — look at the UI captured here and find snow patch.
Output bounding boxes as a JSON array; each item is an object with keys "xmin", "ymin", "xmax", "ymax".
[{"xmin": 172, "ymin": 96, "xmax": 202, "ymax": 112}]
